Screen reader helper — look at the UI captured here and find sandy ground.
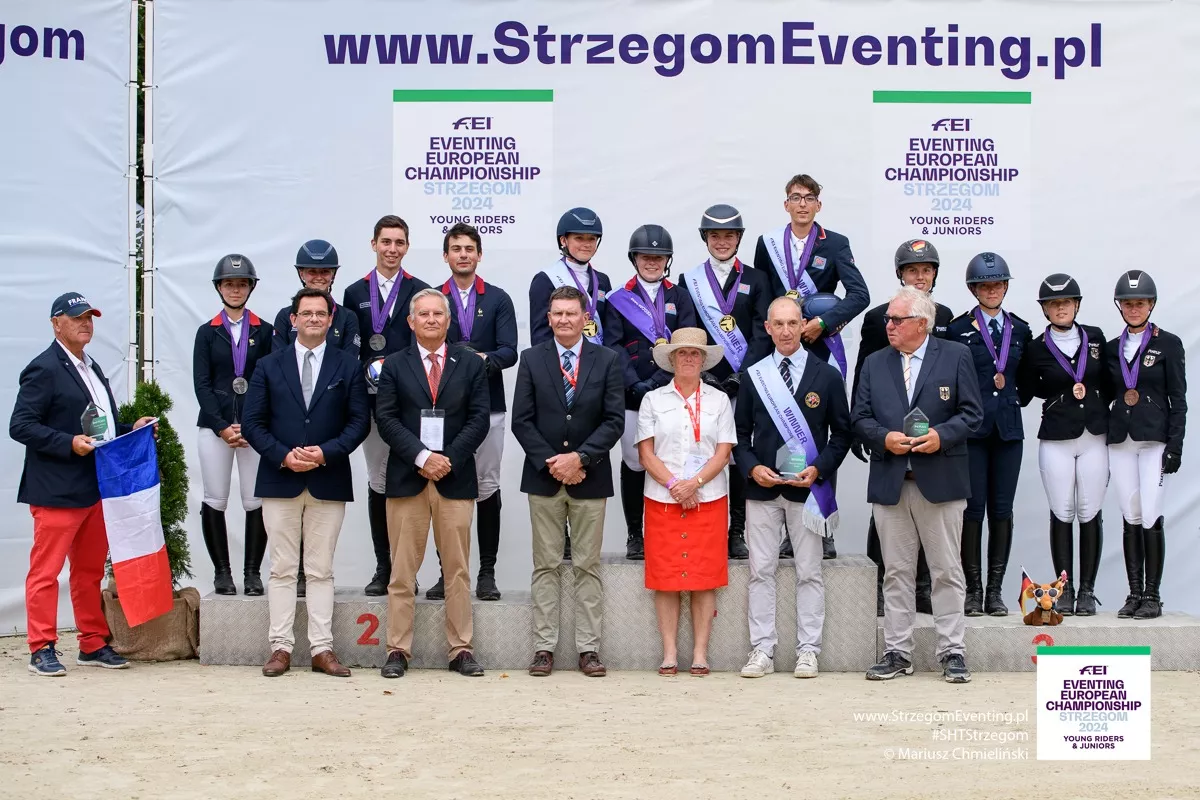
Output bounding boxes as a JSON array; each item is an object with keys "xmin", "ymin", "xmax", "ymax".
[{"xmin": 1, "ymin": 637, "xmax": 1197, "ymax": 799}]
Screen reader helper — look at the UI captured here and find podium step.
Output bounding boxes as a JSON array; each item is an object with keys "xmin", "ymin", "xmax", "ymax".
[
  {"xmin": 878, "ymin": 610, "xmax": 1200, "ymax": 672},
  {"xmin": 200, "ymin": 553, "xmax": 877, "ymax": 672}
]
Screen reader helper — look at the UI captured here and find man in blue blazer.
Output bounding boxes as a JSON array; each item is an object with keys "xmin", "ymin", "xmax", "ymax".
[
  {"xmin": 852, "ymin": 287, "xmax": 983, "ymax": 685},
  {"xmin": 374, "ymin": 288, "xmax": 492, "ymax": 678},
  {"xmin": 241, "ymin": 288, "xmax": 370, "ymax": 678},
  {"xmin": 10, "ymin": 292, "xmax": 155, "ymax": 675}
]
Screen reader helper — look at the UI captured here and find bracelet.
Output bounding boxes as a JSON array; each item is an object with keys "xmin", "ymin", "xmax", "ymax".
[{"xmin": 666, "ymin": 477, "xmax": 678, "ymax": 489}]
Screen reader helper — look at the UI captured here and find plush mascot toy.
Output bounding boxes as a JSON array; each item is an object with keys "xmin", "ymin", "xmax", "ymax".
[{"xmin": 1019, "ymin": 569, "xmax": 1068, "ymax": 626}]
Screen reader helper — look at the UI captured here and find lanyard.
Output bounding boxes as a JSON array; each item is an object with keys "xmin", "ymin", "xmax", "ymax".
[
  {"xmin": 678, "ymin": 382, "xmax": 701, "ymax": 443},
  {"xmin": 560, "ymin": 350, "xmax": 580, "ymax": 388}
]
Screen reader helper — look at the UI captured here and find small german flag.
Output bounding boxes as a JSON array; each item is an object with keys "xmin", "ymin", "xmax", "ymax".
[{"xmin": 1017, "ymin": 567, "xmax": 1035, "ymax": 615}]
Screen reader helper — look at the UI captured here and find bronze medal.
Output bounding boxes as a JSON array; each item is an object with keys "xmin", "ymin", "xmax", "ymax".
[
  {"xmin": 583, "ymin": 319, "xmax": 599, "ymax": 337},
  {"xmin": 369, "ymin": 333, "xmax": 387, "ymax": 351},
  {"xmin": 1072, "ymin": 382, "xmax": 1086, "ymax": 400},
  {"xmin": 1124, "ymin": 388, "xmax": 1140, "ymax": 406},
  {"xmin": 654, "ymin": 337, "xmax": 668, "ymax": 347},
  {"xmin": 232, "ymin": 377, "xmax": 248, "ymax": 395},
  {"xmin": 993, "ymin": 373, "xmax": 1005, "ymax": 390},
  {"xmin": 718, "ymin": 314, "xmax": 736, "ymax": 333},
  {"xmin": 785, "ymin": 289, "xmax": 800, "ymax": 300}
]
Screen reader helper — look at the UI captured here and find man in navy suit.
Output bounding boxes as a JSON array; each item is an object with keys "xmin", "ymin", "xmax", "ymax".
[
  {"xmin": 241, "ymin": 288, "xmax": 370, "ymax": 678},
  {"xmin": 512, "ymin": 285, "xmax": 625, "ymax": 678},
  {"xmin": 10, "ymin": 292, "xmax": 155, "ymax": 675},
  {"xmin": 423, "ymin": 223, "xmax": 518, "ymax": 602},
  {"xmin": 374, "ymin": 288, "xmax": 491, "ymax": 678},
  {"xmin": 341, "ymin": 215, "xmax": 431, "ymax": 596},
  {"xmin": 853, "ymin": 287, "xmax": 983, "ymax": 684},
  {"xmin": 734, "ymin": 297, "xmax": 852, "ymax": 679}
]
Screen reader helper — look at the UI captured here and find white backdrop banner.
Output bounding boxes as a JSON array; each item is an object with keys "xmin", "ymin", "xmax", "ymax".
[
  {"xmin": 152, "ymin": 0, "xmax": 1200, "ymax": 613},
  {"xmin": 0, "ymin": 0, "xmax": 132, "ymax": 633}
]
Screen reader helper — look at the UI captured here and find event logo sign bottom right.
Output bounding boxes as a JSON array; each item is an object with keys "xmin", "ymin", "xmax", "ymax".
[{"xmin": 1036, "ymin": 645, "xmax": 1150, "ymax": 760}]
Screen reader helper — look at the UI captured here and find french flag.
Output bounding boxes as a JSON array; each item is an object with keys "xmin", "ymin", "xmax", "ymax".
[{"xmin": 94, "ymin": 423, "xmax": 174, "ymax": 626}]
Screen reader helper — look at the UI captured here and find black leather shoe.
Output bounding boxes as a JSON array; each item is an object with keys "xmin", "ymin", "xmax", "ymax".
[
  {"xmin": 625, "ymin": 533, "xmax": 644, "ymax": 560},
  {"xmin": 941, "ymin": 653, "xmax": 972, "ymax": 684},
  {"xmin": 822, "ymin": 536, "xmax": 837, "ymax": 560},
  {"xmin": 426, "ymin": 576, "xmax": 446, "ymax": 601},
  {"xmin": 243, "ymin": 573, "xmax": 264, "ymax": 597},
  {"xmin": 213, "ymin": 570, "xmax": 236, "ymax": 596},
  {"xmin": 727, "ymin": 531, "xmax": 749, "ymax": 560},
  {"xmin": 475, "ymin": 571, "xmax": 501, "ymax": 601},
  {"xmin": 449, "ymin": 651, "xmax": 485, "ymax": 676},
  {"xmin": 1058, "ymin": 585, "xmax": 1076, "ymax": 616},
  {"xmin": 364, "ymin": 564, "xmax": 389, "ymax": 597},
  {"xmin": 1074, "ymin": 589, "xmax": 1099, "ymax": 616},
  {"xmin": 381, "ymin": 651, "xmax": 408, "ymax": 678}
]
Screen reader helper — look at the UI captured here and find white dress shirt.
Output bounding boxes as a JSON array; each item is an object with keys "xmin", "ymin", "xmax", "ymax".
[
  {"xmin": 554, "ymin": 337, "xmax": 583, "ymax": 362},
  {"xmin": 414, "ymin": 341, "xmax": 448, "ymax": 468},
  {"xmin": 1049, "ymin": 325, "xmax": 1082, "ymax": 358},
  {"xmin": 773, "ymin": 347, "xmax": 808, "ymax": 385},
  {"xmin": 636, "ymin": 381, "xmax": 737, "ymax": 504},
  {"xmin": 295, "ymin": 340, "xmax": 327, "ymax": 381},
  {"xmin": 902, "ymin": 334, "xmax": 931, "ymax": 405},
  {"xmin": 58, "ymin": 341, "xmax": 114, "ymax": 433},
  {"xmin": 636, "ymin": 277, "xmax": 661, "ymax": 302},
  {"xmin": 227, "ymin": 314, "xmax": 243, "ymax": 345},
  {"xmin": 709, "ymin": 256, "xmax": 736, "ymax": 286},
  {"xmin": 1123, "ymin": 329, "xmax": 1145, "ymax": 361},
  {"xmin": 376, "ymin": 269, "xmax": 401, "ymax": 317}
]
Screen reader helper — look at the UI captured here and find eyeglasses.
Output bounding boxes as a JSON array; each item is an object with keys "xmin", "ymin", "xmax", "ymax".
[
  {"xmin": 883, "ymin": 315, "xmax": 917, "ymax": 326},
  {"xmin": 787, "ymin": 193, "xmax": 820, "ymax": 205},
  {"xmin": 295, "ymin": 311, "xmax": 330, "ymax": 320}
]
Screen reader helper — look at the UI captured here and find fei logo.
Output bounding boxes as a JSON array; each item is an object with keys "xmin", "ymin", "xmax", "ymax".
[
  {"xmin": 452, "ymin": 116, "xmax": 492, "ymax": 130},
  {"xmin": 931, "ymin": 118, "xmax": 971, "ymax": 131},
  {"xmin": 1079, "ymin": 665, "xmax": 1108, "ymax": 675}
]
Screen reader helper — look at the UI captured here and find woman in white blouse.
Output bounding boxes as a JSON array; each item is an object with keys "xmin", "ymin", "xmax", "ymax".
[{"xmin": 637, "ymin": 328, "xmax": 738, "ymax": 676}]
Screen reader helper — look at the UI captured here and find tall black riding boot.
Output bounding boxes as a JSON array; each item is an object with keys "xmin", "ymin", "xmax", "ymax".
[
  {"xmin": 201, "ymin": 503, "xmax": 236, "ymax": 595},
  {"xmin": 1117, "ymin": 520, "xmax": 1144, "ymax": 618},
  {"xmin": 1049, "ymin": 514, "xmax": 1076, "ymax": 615},
  {"xmin": 984, "ymin": 517, "xmax": 1013, "ymax": 616},
  {"xmin": 961, "ymin": 518, "xmax": 984, "ymax": 616},
  {"xmin": 822, "ymin": 533, "xmax": 837, "ymax": 560},
  {"xmin": 365, "ymin": 488, "xmax": 391, "ymax": 596},
  {"xmin": 620, "ymin": 464, "xmax": 646, "ymax": 560},
  {"xmin": 1134, "ymin": 517, "xmax": 1165, "ymax": 619},
  {"xmin": 727, "ymin": 467, "xmax": 749, "ymax": 559},
  {"xmin": 476, "ymin": 492, "xmax": 502, "ymax": 600},
  {"xmin": 866, "ymin": 515, "xmax": 884, "ymax": 617},
  {"xmin": 243, "ymin": 508, "xmax": 268, "ymax": 596},
  {"xmin": 1074, "ymin": 513, "xmax": 1103, "ymax": 616},
  {"xmin": 915, "ymin": 545, "xmax": 933, "ymax": 615}
]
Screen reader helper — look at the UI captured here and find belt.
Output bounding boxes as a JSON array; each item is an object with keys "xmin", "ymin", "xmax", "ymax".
[{"xmin": 904, "ymin": 471, "xmax": 916, "ymax": 481}]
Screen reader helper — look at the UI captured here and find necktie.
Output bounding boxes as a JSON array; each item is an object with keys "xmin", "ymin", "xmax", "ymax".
[
  {"xmin": 427, "ymin": 352, "xmax": 442, "ymax": 403},
  {"xmin": 902, "ymin": 352, "xmax": 912, "ymax": 397},
  {"xmin": 780, "ymin": 357, "xmax": 795, "ymax": 394},
  {"xmin": 990, "ymin": 317, "xmax": 1002, "ymax": 347},
  {"xmin": 562, "ymin": 350, "xmax": 576, "ymax": 408},
  {"xmin": 301, "ymin": 350, "xmax": 314, "ymax": 408}
]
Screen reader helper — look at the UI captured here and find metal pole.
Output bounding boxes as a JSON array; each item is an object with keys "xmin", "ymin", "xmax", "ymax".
[
  {"xmin": 126, "ymin": 0, "xmax": 139, "ymax": 399},
  {"xmin": 141, "ymin": 0, "xmax": 155, "ymax": 383}
]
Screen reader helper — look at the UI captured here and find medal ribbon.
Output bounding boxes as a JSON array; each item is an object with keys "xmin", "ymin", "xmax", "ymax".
[
  {"xmin": 1043, "ymin": 325, "xmax": 1089, "ymax": 384},
  {"xmin": 369, "ymin": 270, "xmax": 403, "ymax": 335},
  {"xmin": 972, "ymin": 307, "xmax": 1013, "ymax": 375},
  {"xmin": 703, "ymin": 259, "xmax": 741, "ymax": 316},
  {"xmin": 448, "ymin": 283, "xmax": 477, "ymax": 342},
  {"xmin": 1118, "ymin": 327, "xmax": 1153, "ymax": 390},
  {"xmin": 220, "ymin": 309, "xmax": 249, "ymax": 378},
  {"xmin": 783, "ymin": 225, "xmax": 820, "ymax": 295},
  {"xmin": 635, "ymin": 281, "xmax": 668, "ymax": 341},
  {"xmin": 678, "ymin": 382, "xmax": 702, "ymax": 443},
  {"xmin": 563, "ymin": 258, "xmax": 601, "ymax": 323}
]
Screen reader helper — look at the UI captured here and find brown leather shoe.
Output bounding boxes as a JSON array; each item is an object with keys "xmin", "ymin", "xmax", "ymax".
[
  {"xmin": 262, "ymin": 649, "xmax": 291, "ymax": 677},
  {"xmin": 311, "ymin": 650, "xmax": 351, "ymax": 677},
  {"xmin": 528, "ymin": 650, "xmax": 553, "ymax": 677},
  {"xmin": 578, "ymin": 651, "xmax": 607, "ymax": 677}
]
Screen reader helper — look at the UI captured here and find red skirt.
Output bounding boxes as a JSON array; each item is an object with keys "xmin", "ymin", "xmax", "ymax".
[{"xmin": 643, "ymin": 497, "xmax": 729, "ymax": 591}]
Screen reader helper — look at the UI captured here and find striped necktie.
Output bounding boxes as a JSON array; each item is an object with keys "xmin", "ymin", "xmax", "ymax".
[
  {"xmin": 780, "ymin": 357, "xmax": 795, "ymax": 394},
  {"xmin": 562, "ymin": 350, "xmax": 575, "ymax": 407},
  {"xmin": 902, "ymin": 352, "xmax": 912, "ymax": 397}
]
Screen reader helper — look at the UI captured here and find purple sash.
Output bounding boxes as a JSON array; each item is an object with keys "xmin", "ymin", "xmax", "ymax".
[
  {"xmin": 682, "ymin": 260, "xmax": 749, "ymax": 371},
  {"xmin": 606, "ymin": 283, "xmax": 668, "ymax": 344}
]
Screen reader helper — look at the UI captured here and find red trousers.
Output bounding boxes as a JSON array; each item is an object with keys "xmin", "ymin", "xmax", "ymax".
[{"xmin": 26, "ymin": 503, "xmax": 111, "ymax": 654}]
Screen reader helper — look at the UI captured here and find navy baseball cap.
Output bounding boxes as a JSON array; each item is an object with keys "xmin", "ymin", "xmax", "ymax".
[{"xmin": 51, "ymin": 292, "xmax": 102, "ymax": 318}]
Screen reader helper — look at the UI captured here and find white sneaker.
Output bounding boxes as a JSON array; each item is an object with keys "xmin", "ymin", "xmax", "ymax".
[
  {"xmin": 794, "ymin": 651, "xmax": 819, "ymax": 678},
  {"xmin": 740, "ymin": 649, "xmax": 775, "ymax": 678}
]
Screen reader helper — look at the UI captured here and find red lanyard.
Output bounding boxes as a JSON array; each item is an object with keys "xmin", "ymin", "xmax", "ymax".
[
  {"xmin": 678, "ymin": 382, "xmax": 701, "ymax": 443},
  {"xmin": 560, "ymin": 350, "xmax": 580, "ymax": 388}
]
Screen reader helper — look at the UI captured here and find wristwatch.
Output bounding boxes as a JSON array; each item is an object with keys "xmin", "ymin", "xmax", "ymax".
[{"xmin": 576, "ymin": 451, "xmax": 592, "ymax": 467}]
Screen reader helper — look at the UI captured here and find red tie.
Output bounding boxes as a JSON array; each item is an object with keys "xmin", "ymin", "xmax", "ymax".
[{"xmin": 427, "ymin": 352, "xmax": 442, "ymax": 403}]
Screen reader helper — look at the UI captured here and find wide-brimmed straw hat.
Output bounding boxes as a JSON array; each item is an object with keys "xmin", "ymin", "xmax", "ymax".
[{"xmin": 652, "ymin": 327, "xmax": 725, "ymax": 372}]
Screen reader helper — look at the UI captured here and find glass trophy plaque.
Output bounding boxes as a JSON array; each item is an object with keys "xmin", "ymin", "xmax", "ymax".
[
  {"xmin": 81, "ymin": 402, "xmax": 111, "ymax": 442},
  {"xmin": 776, "ymin": 445, "xmax": 807, "ymax": 480},
  {"xmin": 903, "ymin": 407, "xmax": 930, "ymax": 438}
]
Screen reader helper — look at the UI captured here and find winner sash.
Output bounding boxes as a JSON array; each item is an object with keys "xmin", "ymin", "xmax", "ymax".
[
  {"xmin": 683, "ymin": 262, "xmax": 749, "ymax": 371},
  {"xmin": 746, "ymin": 356, "xmax": 839, "ymax": 536},
  {"xmin": 606, "ymin": 285, "xmax": 667, "ymax": 345},
  {"xmin": 762, "ymin": 225, "xmax": 819, "ymax": 298},
  {"xmin": 546, "ymin": 259, "xmax": 604, "ymax": 344}
]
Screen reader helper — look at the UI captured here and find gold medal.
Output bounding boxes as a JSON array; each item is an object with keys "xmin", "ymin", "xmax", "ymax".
[
  {"xmin": 718, "ymin": 314, "xmax": 736, "ymax": 333},
  {"xmin": 785, "ymin": 289, "xmax": 800, "ymax": 300},
  {"xmin": 1124, "ymin": 388, "xmax": 1139, "ymax": 406},
  {"xmin": 655, "ymin": 337, "xmax": 668, "ymax": 347},
  {"xmin": 1072, "ymin": 382, "xmax": 1086, "ymax": 400},
  {"xmin": 993, "ymin": 373, "xmax": 1005, "ymax": 390},
  {"xmin": 583, "ymin": 319, "xmax": 599, "ymax": 337}
]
